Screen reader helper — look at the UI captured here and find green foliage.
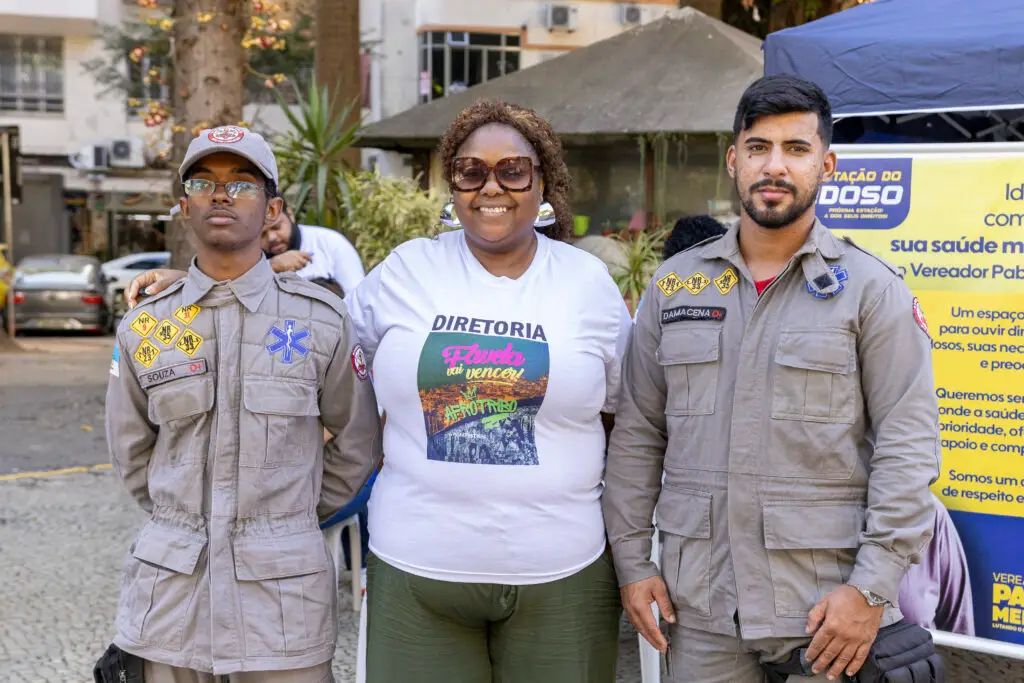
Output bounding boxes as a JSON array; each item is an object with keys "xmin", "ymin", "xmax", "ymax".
[
  {"xmin": 608, "ymin": 226, "xmax": 670, "ymax": 315},
  {"xmin": 273, "ymin": 80, "xmax": 446, "ymax": 271},
  {"xmin": 273, "ymin": 79, "xmax": 360, "ymax": 230},
  {"xmin": 339, "ymin": 170, "xmax": 447, "ymax": 272},
  {"xmin": 80, "ymin": 9, "xmax": 316, "ymax": 123}
]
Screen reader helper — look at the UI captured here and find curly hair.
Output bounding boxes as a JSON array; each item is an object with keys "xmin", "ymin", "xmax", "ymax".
[
  {"xmin": 436, "ymin": 99, "xmax": 574, "ymax": 242},
  {"xmin": 663, "ymin": 215, "xmax": 727, "ymax": 260}
]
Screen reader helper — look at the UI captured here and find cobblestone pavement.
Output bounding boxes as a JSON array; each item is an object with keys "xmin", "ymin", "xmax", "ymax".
[
  {"xmin": 1, "ymin": 336, "xmax": 1022, "ymax": 682},
  {"xmin": 0, "ymin": 335, "xmax": 112, "ymax": 475}
]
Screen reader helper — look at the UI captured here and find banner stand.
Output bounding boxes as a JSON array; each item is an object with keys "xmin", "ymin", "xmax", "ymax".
[{"xmin": 821, "ymin": 142, "xmax": 1024, "ymax": 661}]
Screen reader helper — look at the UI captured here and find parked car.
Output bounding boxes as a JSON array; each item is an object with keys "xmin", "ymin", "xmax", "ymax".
[
  {"xmin": 102, "ymin": 251, "xmax": 171, "ymax": 320},
  {"xmin": 12, "ymin": 255, "xmax": 112, "ymax": 334}
]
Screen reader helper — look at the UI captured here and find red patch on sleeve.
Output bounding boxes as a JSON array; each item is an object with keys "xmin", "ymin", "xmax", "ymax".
[
  {"xmin": 351, "ymin": 344, "xmax": 369, "ymax": 380},
  {"xmin": 913, "ymin": 297, "xmax": 930, "ymax": 337}
]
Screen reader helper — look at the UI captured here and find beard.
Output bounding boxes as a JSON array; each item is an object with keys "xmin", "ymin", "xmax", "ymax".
[{"xmin": 738, "ymin": 178, "xmax": 819, "ymax": 230}]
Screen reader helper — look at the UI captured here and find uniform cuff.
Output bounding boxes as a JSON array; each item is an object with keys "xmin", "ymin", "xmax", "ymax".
[
  {"xmin": 610, "ymin": 539, "xmax": 661, "ymax": 587},
  {"xmin": 848, "ymin": 545, "xmax": 909, "ymax": 606}
]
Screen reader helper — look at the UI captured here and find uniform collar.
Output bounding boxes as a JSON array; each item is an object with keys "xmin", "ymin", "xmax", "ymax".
[
  {"xmin": 697, "ymin": 218, "xmax": 846, "ymax": 296},
  {"xmin": 698, "ymin": 218, "xmax": 843, "ymax": 262},
  {"xmin": 180, "ymin": 256, "xmax": 273, "ymax": 313}
]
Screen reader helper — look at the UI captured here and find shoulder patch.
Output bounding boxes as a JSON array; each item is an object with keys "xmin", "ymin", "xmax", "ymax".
[
  {"xmin": 913, "ymin": 297, "xmax": 930, "ymax": 339},
  {"xmin": 841, "ymin": 236, "xmax": 902, "ymax": 277},
  {"xmin": 656, "ymin": 272, "xmax": 685, "ymax": 296},
  {"xmin": 351, "ymin": 343, "xmax": 369, "ymax": 380},
  {"xmin": 276, "ymin": 273, "xmax": 348, "ymax": 318}
]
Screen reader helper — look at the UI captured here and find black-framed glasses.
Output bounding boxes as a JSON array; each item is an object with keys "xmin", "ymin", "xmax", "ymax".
[
  {"xmin": 183, "ymin": 178, "xmax": 265, "ymax": 200},
  {"xmin": 451, "ymin": 156, "xmax": 540, "ymax": 193}
]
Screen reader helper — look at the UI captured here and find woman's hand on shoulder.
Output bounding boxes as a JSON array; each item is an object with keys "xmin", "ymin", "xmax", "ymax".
[{"xmin": 127, "ymin": 268, "xmax": 188, "ymax": 308}]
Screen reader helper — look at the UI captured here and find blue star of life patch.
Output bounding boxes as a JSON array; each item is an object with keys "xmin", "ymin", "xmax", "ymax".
[
  {"xmin": 266, "ymin": 319, "xmax": 310, "ymax": 363},
  {"xmin": 807, "ymin": 264, "xmax": 848, "ymax": 299}
]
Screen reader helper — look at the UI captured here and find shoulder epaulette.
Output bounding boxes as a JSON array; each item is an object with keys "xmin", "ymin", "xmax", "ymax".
[
  {"xmin": 275, "ymin": 273, "xmax": 348, "ymax": 318},
  {"xmin": 841, "ymin": 236, "xmax": 902, "ymax": 277}
]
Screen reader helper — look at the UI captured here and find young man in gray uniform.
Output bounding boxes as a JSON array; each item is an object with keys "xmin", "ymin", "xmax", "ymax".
[
  {"xmin": 105, "ymin": 125, "xmax": 383, "ymax": 683},
  {"xmin": 603, "ymin": 75, "xmax": 940, "ymax": 683}
]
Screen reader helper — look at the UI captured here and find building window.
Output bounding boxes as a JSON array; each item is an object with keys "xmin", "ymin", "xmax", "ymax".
[
  {"xmin": 0, "ymin": 35, "xmax": 64, "ymax": 113},
  {"xmin": 127, "ymin": 54, "xmax": 170, "ymax": 111},
  {"xmin": 419, "ymin": 31, "xmax": 520, "ymax": 103}
]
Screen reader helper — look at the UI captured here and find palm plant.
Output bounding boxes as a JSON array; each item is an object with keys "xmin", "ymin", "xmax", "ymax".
[
  {"xmin": 609, "ymin": 226, "xmax": 670, "ymax": 315},
  {"xmin": 273, "ymin": 77, "xmax": 361, "ymax": 230}
]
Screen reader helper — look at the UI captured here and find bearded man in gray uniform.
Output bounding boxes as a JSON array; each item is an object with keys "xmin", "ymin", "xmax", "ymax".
[{"xmin": 603, "ymin": 76, "xmax": 940, "ymax": 683}]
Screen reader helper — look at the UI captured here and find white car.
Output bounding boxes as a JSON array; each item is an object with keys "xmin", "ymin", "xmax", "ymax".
[{"xmin": 102, "ymin": 251, "xmax": 171, "ymax": 319}]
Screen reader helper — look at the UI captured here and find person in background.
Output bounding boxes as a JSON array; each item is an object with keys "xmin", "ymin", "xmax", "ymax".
[
  {"xmin": 603, "ymin": 75, "xmax": 939, "ymax": 683},
  {"xmin": 663, "ymin": 214, "xmax": 728, "ymax": 260},
  {"xmin": 632, "ymin": 215, "xmax": 727, "ymax": 318},
  {"xmin": 263, "ymin": 198, "xmax": 365, "ymax": 298},
  {"xmin": 898, "ymin": 494, "xmax": 974, "ymax": 636},
  {"xmin": 105, "ymin": 125, "xmax": 382, "ymax": 682}
]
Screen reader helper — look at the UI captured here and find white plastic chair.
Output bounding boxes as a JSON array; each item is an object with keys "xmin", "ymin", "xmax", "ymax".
[
  {"xmin": 356, "ymin": 590, "xmax": 368, "ymax": 683},
  {"xmin": 324, "ymin": 514, "xmax": 363, "ymax": 613}
]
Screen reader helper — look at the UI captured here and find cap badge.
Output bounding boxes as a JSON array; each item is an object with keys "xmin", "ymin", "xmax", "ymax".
[{"xmin": 208, "ymin": 126, "xmax": 245, "ymax": 144}]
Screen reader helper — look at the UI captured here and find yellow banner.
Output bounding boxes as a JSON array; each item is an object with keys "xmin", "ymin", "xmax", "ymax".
[{"xmin": 819, "ymin": 148, "xmax": 1024, "ymax": 644}]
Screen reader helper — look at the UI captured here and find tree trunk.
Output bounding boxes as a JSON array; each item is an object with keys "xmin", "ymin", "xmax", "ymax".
[
  {"xmin": 0, "ymin": 327, "xmax": 19, "ymax": 351},
  {"xmin": 315, "ymin": 0, "xmax": 361, "ymax": 169},
  {"xmin": 167, "ymin": 0, "xmax": 250, "ymax": 270}
]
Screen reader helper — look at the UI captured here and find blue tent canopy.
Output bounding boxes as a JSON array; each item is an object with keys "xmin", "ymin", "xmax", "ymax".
[{"xmin": 763, "ymin": 0, "xmax": 1024, "ymax": 117}]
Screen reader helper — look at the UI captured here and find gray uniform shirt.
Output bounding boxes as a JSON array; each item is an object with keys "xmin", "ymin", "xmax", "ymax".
[
  {"xmin": 603, "ymin": 221, "xmax": 940, "ymax": 639},
  {"xmin": 105, "ymin": 257, "xmax": 383, "ymax": 674}
]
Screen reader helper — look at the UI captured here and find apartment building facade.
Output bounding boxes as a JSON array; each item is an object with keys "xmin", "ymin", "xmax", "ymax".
[
  {"xmin": 0, "ymin": 0, "xmax": 300, "ymax": 263},
  {"xmin": 360, "ymin": 0, "xmax": 698, "ymax": 176},
  {"xmin": 0, "ymin": 0, "xmax": 711, "ymax": 261}
]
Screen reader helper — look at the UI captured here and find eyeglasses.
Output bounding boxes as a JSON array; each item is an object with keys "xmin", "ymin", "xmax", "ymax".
[
  {"xmin": 183, "ymin": 178, "xmax": 266, "ymax": 199},
  {"xmin": 451, "ymin": 156, "xmax": 539, "ymax": 193}
]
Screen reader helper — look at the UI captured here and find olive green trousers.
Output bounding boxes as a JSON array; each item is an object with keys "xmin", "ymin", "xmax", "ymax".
[{"xmin": 365, "ymin": 549, "xmax": 622, "ymax": 683}]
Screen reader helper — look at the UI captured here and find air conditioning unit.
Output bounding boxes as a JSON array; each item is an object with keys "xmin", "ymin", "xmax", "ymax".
[
  {"xmin": 69, "ymin": 144, "xmax": 110, "ymax": 171},
  {"xmin": 619, "ymin": 3, "xmax": 645, "ymax": 27},
  {"xmin": 109, "ymin": 137, "xmax": 146, "ymax": 168},
  {"xmin": 544, "ymin": 4, "xmax": 579, "ymax": 32}
]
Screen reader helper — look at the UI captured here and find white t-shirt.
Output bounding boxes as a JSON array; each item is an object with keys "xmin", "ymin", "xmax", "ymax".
[
  {"xmin": 346, "ymin": 230, "xmax": 632, "ymax": 584},
  {"xmin": 294, "ymin": 224, "xmax": 366, "ymax": 296}
]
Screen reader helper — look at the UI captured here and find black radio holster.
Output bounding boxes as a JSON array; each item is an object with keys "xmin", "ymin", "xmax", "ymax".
[
  {"xmin": 763, "ymin": 619, "xmax": 946, "ymax": 683},
  {"xmin": 93, "ymin": 643, "xmax": 146, "ymax": 683}
]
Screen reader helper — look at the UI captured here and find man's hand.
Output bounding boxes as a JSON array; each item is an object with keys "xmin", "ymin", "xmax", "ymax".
[
  {"xmin": 270, "ymin": 250, "xmax": 312, "ymax": 273},
  {"xmin": 621, "ymin": 576, "xmax": 676, "ymax": 653},
  {"xmin": 126, "ymin": 268, "xmax": 188, "ymax": 309},
  {"xmin": 805, "ymin": 584, "xmax": 884, "ymax": 680}
]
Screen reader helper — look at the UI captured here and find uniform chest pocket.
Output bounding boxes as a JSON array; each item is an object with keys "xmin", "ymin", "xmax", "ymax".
[
  {"xmin": 771, "ymin": 329, "xmax": 858, "ymax": 424},
  {"xmin": 241, "ymin": 376, "xmax": 321, "ymax": 468},
  {"xmin": 658, "ymin": 326, "xmax": 721, "ymax": 416},
  {"xmin": 148, "ymin": 376, "xmax": 215, "ymax": 466}
]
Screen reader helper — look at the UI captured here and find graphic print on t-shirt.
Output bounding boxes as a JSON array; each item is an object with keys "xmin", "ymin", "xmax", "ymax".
[{"xmin": 417, "ymin": 314, "xmax": 549, "ymax": 465}]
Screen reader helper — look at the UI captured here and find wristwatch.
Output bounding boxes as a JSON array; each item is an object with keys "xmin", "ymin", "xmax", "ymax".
[{"xmin": 853, "ymin": 586, "xmax": 891, "ymax": 607}]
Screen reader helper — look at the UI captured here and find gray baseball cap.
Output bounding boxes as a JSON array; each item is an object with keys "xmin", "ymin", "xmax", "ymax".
[{"xmin": 178, "ymin": 125, "xmax": 279, "ymax": 184}]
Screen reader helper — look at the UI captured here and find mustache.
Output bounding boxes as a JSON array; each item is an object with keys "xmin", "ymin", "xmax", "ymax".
[{"xmin": 749, "ymin": 179, "xmax": 797, "ymax": 194}]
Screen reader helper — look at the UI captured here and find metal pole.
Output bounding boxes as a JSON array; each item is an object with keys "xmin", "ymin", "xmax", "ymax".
[{"xmin": 1, "ymin": 131, "xmax": 13, "ymax": 337}]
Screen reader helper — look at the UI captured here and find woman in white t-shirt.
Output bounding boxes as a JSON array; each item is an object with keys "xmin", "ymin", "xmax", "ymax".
[
  {"xmin": 348, "ymin": 100, "xmax": 631, "ymax": 683},
  {"xmin": 123, "ymin": 100, "xmax": 632, "ymax": 683}
]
